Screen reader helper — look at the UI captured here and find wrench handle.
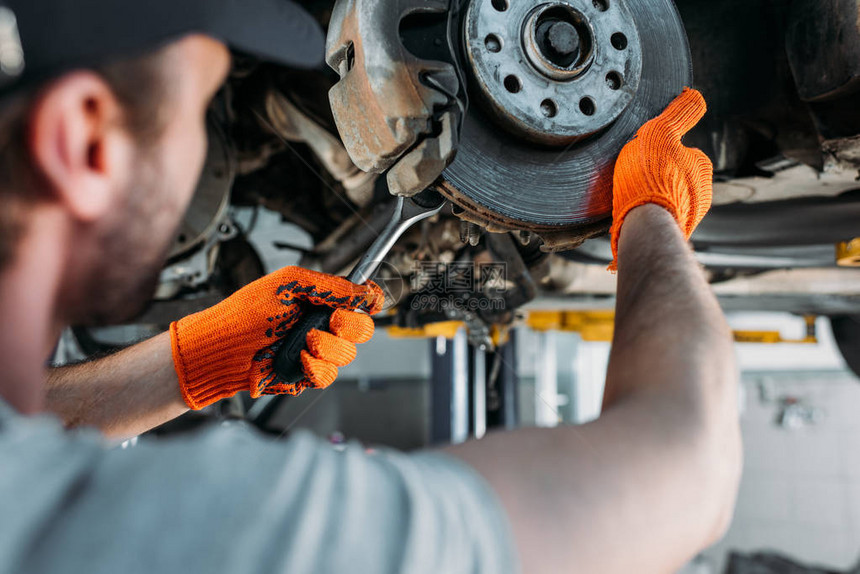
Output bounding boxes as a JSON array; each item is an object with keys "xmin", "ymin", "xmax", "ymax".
[
  {"xmin": 271, "ymin": 191, "xmax": 444, "ymax": 386},
  {"xmin": 272, "ymin": 304, "xmax": 336, "ymax": 385}
]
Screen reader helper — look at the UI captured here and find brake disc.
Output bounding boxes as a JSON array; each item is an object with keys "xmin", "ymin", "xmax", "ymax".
[{"xmin": 439, "ymin": 0, "xmax": 692, "ymax": 249}]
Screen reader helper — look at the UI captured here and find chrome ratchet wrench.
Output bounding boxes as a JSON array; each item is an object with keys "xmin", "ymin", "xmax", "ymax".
[{"xmin": 273, "ymin": 189, "xmax": 446, "ymax": 384}]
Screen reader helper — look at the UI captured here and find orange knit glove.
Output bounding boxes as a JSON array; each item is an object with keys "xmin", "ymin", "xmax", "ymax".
[
  {"xmin": 609, "ymin": 87, "xmax": 713, "ymax": 270},
  {"xmin": 169, "ymin": 267, "xmax": 384, "ymax": 410}
]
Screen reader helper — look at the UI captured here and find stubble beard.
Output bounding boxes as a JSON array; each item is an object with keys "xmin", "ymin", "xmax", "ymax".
[{"xmin": 76, "ymin": 152, "xmax": 183, "ymax": 327}]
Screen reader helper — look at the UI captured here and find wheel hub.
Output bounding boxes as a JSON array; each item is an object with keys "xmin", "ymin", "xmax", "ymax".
[{"xmin": 463, "ymin": 0, "xmax": 642, "ymax": 145}]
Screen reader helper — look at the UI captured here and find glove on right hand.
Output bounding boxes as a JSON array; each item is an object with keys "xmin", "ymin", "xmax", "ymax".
[{"xmin": 170, "ymin": 267, "xmax": 384, "ymax": 410}]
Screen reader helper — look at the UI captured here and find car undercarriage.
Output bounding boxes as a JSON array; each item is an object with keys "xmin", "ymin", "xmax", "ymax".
[{"xmin": 73, "ymin": 0, "xmax": 860, "ymax": 380}]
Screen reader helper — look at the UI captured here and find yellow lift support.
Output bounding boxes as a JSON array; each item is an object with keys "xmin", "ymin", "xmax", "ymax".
[{"xmin": 388, "ymin": 312, "xmax": 819, "ymax": 345}]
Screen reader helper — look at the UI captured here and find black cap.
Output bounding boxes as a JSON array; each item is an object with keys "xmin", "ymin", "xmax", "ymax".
[{"xmin": 0, "ymin": 0, "xmax": 325, "ymax": 95}]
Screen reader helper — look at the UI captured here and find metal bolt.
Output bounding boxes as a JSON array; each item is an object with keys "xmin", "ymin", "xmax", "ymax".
[
  {"xmin": 459, "ymin": 221, "xmax": 483, "ymax": 246},
  {"xmin": 546, "ymin": 21, "xmax": 579, "ymax": 57},
  {"xmin": 534, "ymin": 18, "xmax": 581, "ymax": 69}
]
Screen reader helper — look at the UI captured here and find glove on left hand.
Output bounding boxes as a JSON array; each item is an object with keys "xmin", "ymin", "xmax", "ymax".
[
  {"xmin": 609, "ymin": 87, "xmax": 713, "ymax": 270},
  {"xmin": 170, "ymin": 267, "xmax": 384, "ymax": 410}
]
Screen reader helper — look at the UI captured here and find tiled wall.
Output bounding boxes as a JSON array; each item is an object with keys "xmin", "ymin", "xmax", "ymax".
[{"xmin": 700, "ymin": 369, "xmax": 860, "ymax": 572}]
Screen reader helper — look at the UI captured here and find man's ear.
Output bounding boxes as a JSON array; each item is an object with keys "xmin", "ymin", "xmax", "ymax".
[{"xmin": 27, "ymin": 71, "xmax": 133, "ymax": 222}]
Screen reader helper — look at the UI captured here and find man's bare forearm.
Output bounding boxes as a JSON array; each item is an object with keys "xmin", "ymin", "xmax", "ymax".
[
  {"xmin": 446, "ymin": 205, "xmax": 741, "ymax": 574},
  {"xmin": 606, "ymin": 204, "xmax": 742, "ymax": 548},
  {"xmin": 46, "ymin": 332, "xmax": 189, "ymax": 439},
  {"xmin": 605, "ymin": 205, "xmax": 734, "ymax": 409}
]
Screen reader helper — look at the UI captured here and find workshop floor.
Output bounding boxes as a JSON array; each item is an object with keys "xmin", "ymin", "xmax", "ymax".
[
  {"xmin": 690, "ymin": 369, "xmax": 860, "ymax": 572},
  {"xmin": 675, "ymin": 315, "xmax": 860, "ymax": 573}
]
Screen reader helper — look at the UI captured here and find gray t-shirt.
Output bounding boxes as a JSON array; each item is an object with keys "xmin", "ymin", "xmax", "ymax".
[{"xmin": 0, "ymin": 399, "xmax": 519, "ymax": 574}]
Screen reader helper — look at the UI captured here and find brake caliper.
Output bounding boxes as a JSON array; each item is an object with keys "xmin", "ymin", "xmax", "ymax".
[{"xmin": 326, "ymin": 0, "xmax": 465, "ymax": 197}]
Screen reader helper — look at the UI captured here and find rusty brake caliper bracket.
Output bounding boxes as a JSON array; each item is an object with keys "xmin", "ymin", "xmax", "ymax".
[{"xmin": 325, "ymin": 0, "xmax": 467, "ymax": 197}]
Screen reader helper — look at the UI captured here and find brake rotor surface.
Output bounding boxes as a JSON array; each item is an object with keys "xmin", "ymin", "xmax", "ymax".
[{"xmin": 440, "ymin": 0, "xmax": 692, "ymax": 240}]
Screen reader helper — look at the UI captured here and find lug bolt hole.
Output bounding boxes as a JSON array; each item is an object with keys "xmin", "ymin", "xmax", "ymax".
[
  {"xmin": 504, "ymin": 75, "xmax": 522, "ymax": 93},
  {"xmin": 592, "ymin": 0, "xmax": 609, "ymax": 11},
  {"xmin": 606, "ymin": 71, "xmax": 622, "ymax": 90},
  {"xmin": 611, "ymin": 32, "xmax": 628, "ymax": 50},
  {"xmin": 540, "ymin": 99, "xmax": 558, "ymax": 118},
  {"xmin": 485, "ymin": 34, "xmax": 502, "ymax": 53},
  {"xmin": 491, "ymin": 0, "xmax": 508, "ymax": 11},
  {"xmin": 579, "ymin": 97, "xmax": 596, "ymax": 116}
]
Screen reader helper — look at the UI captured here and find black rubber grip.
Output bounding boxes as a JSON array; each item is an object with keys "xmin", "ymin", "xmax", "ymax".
[{"xmin": 272, "ymin": 304, "xmax": 336, "ymax": 384}]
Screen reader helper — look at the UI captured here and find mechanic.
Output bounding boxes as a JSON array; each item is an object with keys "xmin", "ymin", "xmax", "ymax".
[{"xmin": 0, "ymin": 1, "xmax": 741, "ymax": 573}]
